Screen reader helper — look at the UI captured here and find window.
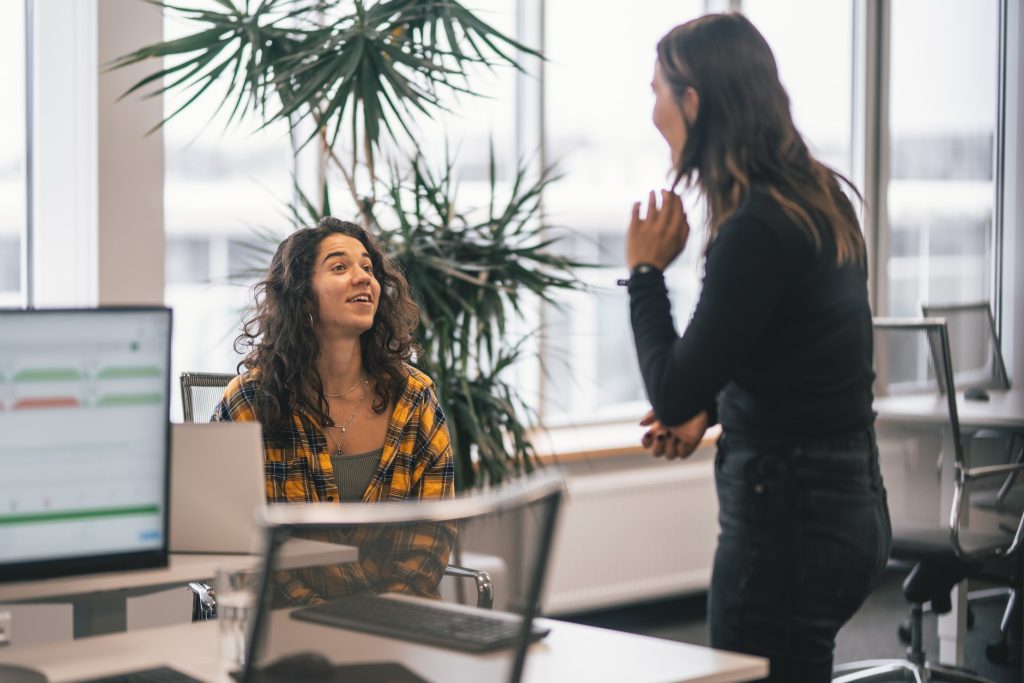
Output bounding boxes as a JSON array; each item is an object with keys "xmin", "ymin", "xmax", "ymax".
[
  {"xmin": 883, "ymin": 0, "xmax": 999, "ymax": 316},
  {"xmin": 162, "ymin": 1, "xmax": 520, "ymax": 419},
  {"xmin": 0, "ymin": 2, "xmax": 26, "ymax": 307},
  {"xmin": 538, "ymin": 1, "xmax": 855, "ymax": 425},
  {"xmin": 163, "ymin": 2, "xmax": 296, "ymax": 418},
  {"xmin": 153, "ymin": 0, "xmax": 1015, "ymax": 427},
  {"xmin": 540, "ymin": 0, "xmax": 705, "ymax": 424},
  {"xmin": 742, "ymin": 0, "xmax": 855, "ymax": 178}
]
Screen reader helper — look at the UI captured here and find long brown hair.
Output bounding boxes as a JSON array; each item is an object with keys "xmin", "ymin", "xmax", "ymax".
[
  {"xmin": 657, "ymin": 13, "xmax": 865, "ymax": 265},
  {"xmin": 236, "ymin": 217, "xmax": 420, "ymax": 439}
]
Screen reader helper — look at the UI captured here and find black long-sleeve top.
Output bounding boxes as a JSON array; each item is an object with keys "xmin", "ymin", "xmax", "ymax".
[{"xmin": 629, "ymin": 186, "xmax": 875, "ymax": 439}]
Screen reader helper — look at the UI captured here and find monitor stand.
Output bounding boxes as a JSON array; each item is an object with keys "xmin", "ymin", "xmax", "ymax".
[{"xmin": 0, "ymin": 664, "xmax": 47, "ymax": 682}]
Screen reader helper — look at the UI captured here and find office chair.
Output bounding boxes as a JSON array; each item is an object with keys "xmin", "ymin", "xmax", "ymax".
[
  {"xmin": 180, "ymin": 371, "xmax": 237, "ymax": 423},
  {"xmin": 833, "ymin": 318, "xmax": 1024, "ymax": 683},
  {"xmin": 921, "ymin": 302, "xmax": 1023, "ymax": 661},
  {"xmin": 179, "ymin": 371, "xmax": 496, "ymax": 619},
  {"xmin": 920, "ymin": 302, "xmax": 1009, "ymax": 393}
]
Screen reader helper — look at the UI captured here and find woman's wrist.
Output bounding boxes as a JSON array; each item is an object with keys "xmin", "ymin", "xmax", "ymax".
[{"xmin": 630, "ymin": 262, "xmax": 662, "ymax": 277}]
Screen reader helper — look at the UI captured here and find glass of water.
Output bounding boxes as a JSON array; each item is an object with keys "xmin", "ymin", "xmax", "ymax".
[{"xmin": 215, "ymin": 565, "xmax": 259, "ymax": 669}]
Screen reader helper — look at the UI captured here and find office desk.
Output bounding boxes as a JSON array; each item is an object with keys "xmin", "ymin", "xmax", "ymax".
[
  {"xmin": 0, "ymin": 611, "xmax": 768, "ymax": 683},
  {"xmin": 0, "ymin": 542, "xmax": 357, "ymax": 638},
  {"xmin": 874, "ymin": 388, "xmax": 1024, "ymax": 665},
  {"xmin": 874, "ymin": 388, "xmax": 1024, "ymax": 432}
]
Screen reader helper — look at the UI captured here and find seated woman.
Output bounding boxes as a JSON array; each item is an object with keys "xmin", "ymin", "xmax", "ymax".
[{"xmin": 213, "ymin": 216, "xmax": 454, "ymax": 603}]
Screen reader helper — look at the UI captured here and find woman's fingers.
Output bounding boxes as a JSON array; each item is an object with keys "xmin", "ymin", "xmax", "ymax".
[
  {"xmin": 659, "ymin": 190, "xmax": 678, "ymax": 222},
  {"xmin": 626, "ymin": 189, "xmax": 688, "ymax": 270},
  {"xmin": 652, "ymin": 431, "xmax": 668, "ymax": 457}
]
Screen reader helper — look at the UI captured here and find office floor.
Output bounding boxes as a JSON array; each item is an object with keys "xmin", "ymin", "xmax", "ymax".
[{"xmin": 561, "ymin": 568, "xmax": 1020, "ymax": 683}]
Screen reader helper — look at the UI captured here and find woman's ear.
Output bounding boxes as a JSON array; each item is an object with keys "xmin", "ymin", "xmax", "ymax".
[{"xmin": 683, "ymin": 87, "xmax": 700, "ymax": 126}]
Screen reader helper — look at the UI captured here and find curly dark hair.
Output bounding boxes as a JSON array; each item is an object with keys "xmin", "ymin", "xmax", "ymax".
[{"xmin": 236, "ymin": 217, "xmax": 420, "ymax": 440}]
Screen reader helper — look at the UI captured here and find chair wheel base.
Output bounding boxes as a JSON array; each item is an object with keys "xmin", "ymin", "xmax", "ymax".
[{"xmin": 833, "ymin": 659, "xmax": 998, "ymax": 683}]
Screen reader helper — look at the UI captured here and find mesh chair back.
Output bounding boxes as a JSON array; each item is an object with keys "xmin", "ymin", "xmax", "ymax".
[
  {"xmin": 180, "ymin": 371, "xmax": 236, "ymax": 422},
  {"xmin": 873, "ymin": 318, "xmax": 963, "ymax": 525},
  {"xmin": 921, "ymin": 301, "xmax": 1010, "ymax": 390},
  {"xmin": 874, "ymin": 318, "xmax": 1024, "ymax": 559}
]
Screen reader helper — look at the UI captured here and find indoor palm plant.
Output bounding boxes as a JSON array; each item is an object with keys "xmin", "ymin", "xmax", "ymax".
[{"xmin": 112, "ymin": 0, "xmax": 586, "ymax": 488}]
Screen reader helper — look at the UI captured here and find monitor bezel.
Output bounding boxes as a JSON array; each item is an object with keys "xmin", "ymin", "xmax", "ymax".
[{"xmin": 0, "ymin": 306, "xmax": 173, "ymax": 583}]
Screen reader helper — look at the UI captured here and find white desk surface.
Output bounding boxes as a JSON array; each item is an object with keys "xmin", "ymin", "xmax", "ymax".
[
  {"xmin": 0, "ymin": 540, "xmax": 357, "ymax": 603},
  {"xmin": 874, "ymin": 388, "xmax": 1024, "ymax": 431},
  {"xmin": 0, "ymin": 611, "xmax": 768, "ymax": 683}
]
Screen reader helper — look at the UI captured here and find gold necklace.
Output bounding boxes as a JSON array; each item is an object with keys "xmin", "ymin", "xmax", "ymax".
[
  {"xmin": 324, "ymin": 376, "xmax": 365, "ymax": 398},
  {"xmin": 326, "ymin": 383, "xmax": 367, "ymax": 456}
]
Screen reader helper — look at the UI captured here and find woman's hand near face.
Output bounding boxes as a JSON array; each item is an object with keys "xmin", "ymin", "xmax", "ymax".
[{"xmin": 626, "ymin": 189, "xmax": 690, "ymax": 270}]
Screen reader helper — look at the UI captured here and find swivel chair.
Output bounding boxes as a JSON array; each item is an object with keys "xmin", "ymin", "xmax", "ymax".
[
  {"xmin": 833, "ymin": 318, "xmax": 1024, "ymax": 683},
  {"xmin": 921, "ymin": 302, "xmax": 1022, "ymax": 661}
]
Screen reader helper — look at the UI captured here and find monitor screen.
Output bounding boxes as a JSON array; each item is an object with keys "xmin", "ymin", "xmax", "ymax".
[{"xmin": 0, "ymin": 307, "xmax": 172, "ymax": 582}]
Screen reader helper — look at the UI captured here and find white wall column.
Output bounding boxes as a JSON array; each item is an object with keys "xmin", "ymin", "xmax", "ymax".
[{"xmin": 97, "ymin": 0, "xmax": 164, "ymax": 305}]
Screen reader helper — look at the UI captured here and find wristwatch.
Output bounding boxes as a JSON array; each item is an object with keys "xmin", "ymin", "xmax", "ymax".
[
  {"xmin": 617, "ymin": 263, "xmax": 662, "ymax": 287},
  {"xmin": 630, "ymin": 263, "xmax": 661, "ymax": 278}
]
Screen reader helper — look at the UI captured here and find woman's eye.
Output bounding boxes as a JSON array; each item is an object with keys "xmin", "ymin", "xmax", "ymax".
[
  {"xmin": 363, "ymin": 265, "xmax": 373, "ymax": 273},
  {"xmin": 331, "ymin": 263, "xmax": 345, "ymax": 272}
]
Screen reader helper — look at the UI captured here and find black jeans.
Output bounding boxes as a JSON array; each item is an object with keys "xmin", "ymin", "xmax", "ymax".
[{"xmin": 709, "ymin": 427, "xmax": 892, "ymax": 682}]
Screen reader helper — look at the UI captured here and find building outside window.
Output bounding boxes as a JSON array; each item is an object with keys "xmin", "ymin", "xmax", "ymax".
[{"xmin": 884, "ymin": 0, "xmax": 999, "ymax": 318}]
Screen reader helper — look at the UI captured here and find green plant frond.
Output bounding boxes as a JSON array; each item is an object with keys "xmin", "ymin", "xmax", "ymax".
[
  {"xmin": 106, "ymin": 26, "xmax": 228, "ymax": 71},
  {"xmin": 386, "ymin": 0, "xmax": 541, "ymax": 65},
  {"xmin": 154, "ymin": 60, "xmax": 237, "ymax": 133},
  {"xmin": 114, "ymin": 45, "xmax": 220, "ymax": 100}
]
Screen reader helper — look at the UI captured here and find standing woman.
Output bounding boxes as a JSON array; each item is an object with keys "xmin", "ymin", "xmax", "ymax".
[
  {"xmin": 214, "ymin": 216, "xmax": 454, "ymax": 603},
  {"xmin": 625, "ymin": 13, "xmax": 890, "ymax": 682}
]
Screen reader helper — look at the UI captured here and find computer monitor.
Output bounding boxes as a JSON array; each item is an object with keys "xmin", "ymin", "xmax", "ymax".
[{"xmin": 0, "ymin": 307, "xmax": 172, "ymax": 583}]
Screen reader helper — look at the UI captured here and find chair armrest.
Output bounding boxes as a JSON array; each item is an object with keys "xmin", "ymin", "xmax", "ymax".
[
  {"xmin": 952, "ymin": 462, "xmax": 1024, "ymax": 558},
  {"xmin": 186, "ymin": 582, "xmax": 217, "ymax": 622},
  {"xmin": 444, "ymin": 564, "xmax": 493, "ymax": 609},
  {"xmin": 960, "ymin": 462, "xmax": 1024, "ymax": 481}
]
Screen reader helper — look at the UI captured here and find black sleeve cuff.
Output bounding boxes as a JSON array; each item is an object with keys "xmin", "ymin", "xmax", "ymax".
[{"xmin": 626, "ymin": 267, "xmax": 666, "ymax": 296}]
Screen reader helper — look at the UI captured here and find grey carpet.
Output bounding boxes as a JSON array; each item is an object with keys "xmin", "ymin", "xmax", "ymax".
[{"xmin": 560, "ymin": 568, "xmax": 1020, "ymax": 682}]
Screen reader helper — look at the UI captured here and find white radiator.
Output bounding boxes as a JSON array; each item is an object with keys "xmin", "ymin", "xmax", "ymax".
[{"xmin": 543, "ymin": 455, "xmax": 719, "ymax": 615}]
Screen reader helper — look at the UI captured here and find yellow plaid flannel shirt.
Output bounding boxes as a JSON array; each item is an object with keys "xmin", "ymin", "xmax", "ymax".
[{"xmin": 212, "ymin": 365, "xmax": 455, "ymax": 603}]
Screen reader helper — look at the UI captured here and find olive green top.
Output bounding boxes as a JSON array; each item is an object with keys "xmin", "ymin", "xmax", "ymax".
[{"xmin": 330, "ymin": 448, "xmax": 382, "ymax": 501}]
